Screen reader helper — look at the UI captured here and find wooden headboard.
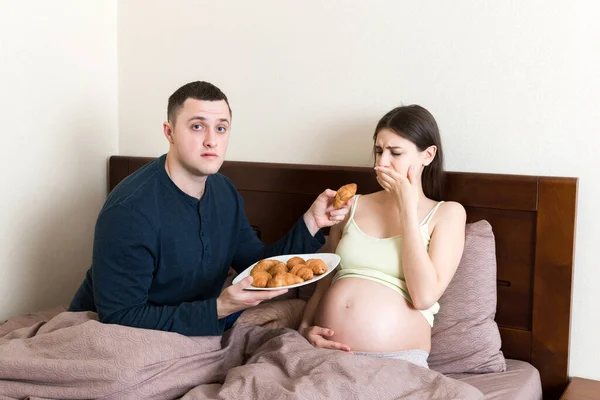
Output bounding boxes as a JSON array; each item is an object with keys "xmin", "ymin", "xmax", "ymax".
[{"xmin": 109, "ymin": 155, "xmax": 578, "ymax": 400}]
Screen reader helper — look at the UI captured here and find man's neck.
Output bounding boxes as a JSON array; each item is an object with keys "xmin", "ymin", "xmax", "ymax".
[{"xmin": 165, "ymin": 153, "xmax": 207, "ymax": 200}]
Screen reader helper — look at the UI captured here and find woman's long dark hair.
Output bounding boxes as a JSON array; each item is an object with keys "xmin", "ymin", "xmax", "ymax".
[{"xmin": 373, "ymin": 105, "xmax": 444, "ymax": 200}]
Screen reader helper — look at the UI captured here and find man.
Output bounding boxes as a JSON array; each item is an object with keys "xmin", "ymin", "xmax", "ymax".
[{"xmin": 69, "ymin": 81, "xmax": 350, "ymax": 336}]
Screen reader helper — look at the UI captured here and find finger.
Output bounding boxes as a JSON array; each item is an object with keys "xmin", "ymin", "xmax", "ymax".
[
  {"xmin": 231, "ymin": 276, "xmax": 254, "ymax": 292},
  {"xmin": 377, "ymin": 171, "xmax": 397, "ymax": 186},
  {"xmin": 375, "ymin": 165, "xmax": 400, "ymax": 177},
  {"xmin": 328, "ymin": 196, "xmax": 355, "ymax": 212},
  {"xmin": 407, "ymin": 165, "xmax": 417, "ymax": 184},
  {"xmin": 376, "ymin": 175, "xmax": 391, "ymax": 192},
  {"xmin": 328, "ymin": 214, "xmax": 345, "ymax": 223},
  {"xmin": 376, "ymin": 166, "xmax": 404, "ymax": 182},
  {"xmin": 345, "ymin": 196, "xmax": 355, "ymax": 209},
  {"xmin": 323, "ymin": 189, "xmax": 337, "ymax": 198},
  {"xmin": 311, "ymin": 326, "xmax": 334, "ymax": 337},
  {"xmin": 263, "ymin": 289, "xmax": 289, "ymax": 298},
  {"xmin": 315, "ymin": 337, "xmax": 352, "ymax": 352},
  {"xmin": 242, "ymin": 289, "xmax": 288, "ymax": 303},
  {"xmin": 329, "ymin": 207, "xmax": 350, "ymax": 217},
  {"xmin": 376, "ymin": 171, "xmax": 390, "ymax": 186},
  {"xmin": 329, "ymin": 213, "xmax": 346, "ymax": 222}
]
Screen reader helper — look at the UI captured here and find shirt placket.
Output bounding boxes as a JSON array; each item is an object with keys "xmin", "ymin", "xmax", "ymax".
[{"xmin": 198, "ymin": 202, "xmax": 210, "ymax": 264}]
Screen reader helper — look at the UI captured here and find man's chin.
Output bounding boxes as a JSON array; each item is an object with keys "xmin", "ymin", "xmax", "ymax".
[{"xmin": 193, "ymin": 163, "xmax": 223, "ymax": 177}]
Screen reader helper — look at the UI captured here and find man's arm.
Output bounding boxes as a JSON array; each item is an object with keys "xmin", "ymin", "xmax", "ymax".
[
  {"xmin": 92, "ymin": 206, "xmax": 225, "ymax": 336},
  {"xmin": 230, "ymin": 199, "xmax": 326, "ymax": 274}
]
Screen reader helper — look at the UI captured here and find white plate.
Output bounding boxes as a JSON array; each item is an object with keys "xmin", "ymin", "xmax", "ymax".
[{"xmin": 232, "ymin": 253, "xmax": 341, "ymax": 291}]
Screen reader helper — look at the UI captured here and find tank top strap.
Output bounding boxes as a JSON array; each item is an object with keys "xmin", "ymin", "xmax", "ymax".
[
  {"xmin": 420, "ymin": 201, "xmax": 445, "ymax": 227},
  {"xmin": 348, "ymin": 194, "xmax": 360, "ymax": 221}
]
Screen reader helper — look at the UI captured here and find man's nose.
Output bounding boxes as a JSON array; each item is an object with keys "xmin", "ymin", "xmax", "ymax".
[{"xmin": 204, "ymin": 130, "xmax": 217, "ymax": 148}]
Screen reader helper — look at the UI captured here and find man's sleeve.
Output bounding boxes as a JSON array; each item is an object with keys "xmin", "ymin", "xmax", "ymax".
[
  {"xmin": 230, "ymin": 196, "xmax": 326, "ymax": 274},
  {"xmin": 92, "ymin": 206, "xmax": 225, "ymax": 336}
]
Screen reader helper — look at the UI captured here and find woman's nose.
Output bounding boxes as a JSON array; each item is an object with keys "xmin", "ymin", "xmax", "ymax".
[{"xmin": 377, "ymin": 154, "xmax": 390, "ymax": 167}]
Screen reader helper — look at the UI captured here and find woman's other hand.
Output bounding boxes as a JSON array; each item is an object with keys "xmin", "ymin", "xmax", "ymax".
[{"xmin": 300, "ymin": 325, "xmax": 352, "ymax": 352}]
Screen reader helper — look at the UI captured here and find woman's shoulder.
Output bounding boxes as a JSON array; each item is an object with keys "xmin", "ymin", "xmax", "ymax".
[
  {"xmin": 433, "ymin": 200, "xmax": 467, "ymax": 226},
  {"xmin": 356, "ymin": 190, "xmax": 386, "ymax": 203},
  {"xmin": 439, "ymin": 200, "xmax": 466, "ymax": 215}
]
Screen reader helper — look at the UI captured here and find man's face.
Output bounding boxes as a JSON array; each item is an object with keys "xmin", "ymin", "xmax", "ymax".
[{"xmin": 164, "ymin": 98, "xmax": 231, "ymax": 178}]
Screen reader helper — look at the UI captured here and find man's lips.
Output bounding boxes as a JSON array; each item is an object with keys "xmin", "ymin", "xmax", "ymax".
[{"xmin": 202, "ymin": 153, "xmax": 218, "ymax": 157}]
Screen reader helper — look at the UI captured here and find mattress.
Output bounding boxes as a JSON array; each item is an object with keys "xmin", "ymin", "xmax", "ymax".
[{"xmin": 447, "ymin": 359, "xmax": 542, "ymax": 400}]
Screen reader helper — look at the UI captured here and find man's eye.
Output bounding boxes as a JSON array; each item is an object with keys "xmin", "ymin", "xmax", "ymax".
[
  {"xmin": 217, "ymin": 126, "xmax": 227, "ymax": 133},
  {"xmin": 192, "ymin": 124, "xmax": 203, "ymax": 130}
]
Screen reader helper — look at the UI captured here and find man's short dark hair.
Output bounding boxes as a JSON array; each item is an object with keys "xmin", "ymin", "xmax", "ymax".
[{"xmin": 167, "ymin": 81, "xmax": 231, "ymax": 124}]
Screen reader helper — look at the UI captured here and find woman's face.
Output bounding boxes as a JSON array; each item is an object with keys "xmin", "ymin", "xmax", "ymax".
[{"xmin": 374, "ymin": 129, "xmax": 424, "ymax": 177}]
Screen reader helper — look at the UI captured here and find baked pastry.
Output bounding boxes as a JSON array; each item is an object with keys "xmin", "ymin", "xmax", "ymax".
[
  {"xmin": 284, "ymin": 272, "xmax": 304, "ymax": 285},
  {"xmin": 253, "ymin": 259, "xmax": 279, "ymax": 272},
  {"xmin": 250, "ymin": 256, "xmax": 324, "ymax": 288},
  {"xmin": 294, "ymin": 267, "xmax": 314, "ymax": 281},
  {"xmin": 250, "ymin": 270, "xmax": 271, "ymax": 288},
  {"xmin": 289, "ymin": 263, "xmax": 306, "ymax": 275},
  {"xmin": 267, "ymin": 273, "xmax": 287, "ymax": 288},
  {"xmin": 269, "ymin": 262, "xmax": 288, "ymax": 276},
  {"xmin": 333, "ymin": 183, "xmax": 357, "ymax": 209},
  {"xmin": 306, "ymin": 258, "xmax": 327, "ymax": 275},
  {"xmin": 286, "ymin": 256, "xmax": 306, "ymax": 269}
]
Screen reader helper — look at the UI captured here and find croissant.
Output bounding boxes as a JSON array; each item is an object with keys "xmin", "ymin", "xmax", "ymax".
[
  {"xmin": 289, "ymin": 263, "xmax": 306, "ymax": 275},
  {"xmin": 284, "ymin": 272, "xmax": 304, "ymax": 285},
  {"xmin": 269, "ymin": 262, "xmax": 288, "ymax": 276},
  {"xmin": 250, "ymin": 270, "xmax": 271, "ymax": 288},
  {"xmin": 287, "ymin": 256, "xmax": 306, "ymax": 269},
  {"xmin": 306, "ymin": 258, "xmax": 327, "ymax": 275},
  {"xmin": 267, "ymin": 273, "xmax": 287, "ymax": 288},
  {"xmin": 253, "ymin": 259, "xmax": 279, "ymax": 272},
  {"xmin": 333, "ymin": 183, "xmax": 357, "ymax": 209},
  {"xmin": 294, "ymin": 267, "xmax": 314, "ymax": 281},
  {"xmin": 251, "ymin": 267, "xmax": 272, "ymax": 278}
]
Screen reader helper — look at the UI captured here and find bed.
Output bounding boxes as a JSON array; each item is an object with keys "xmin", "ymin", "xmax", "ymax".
[
  {"xmin": 0, "ymin": 156, "xmax": 577, "ymax": 400},
  {"xmin": 109, "ymin": 155, "xmax": 577, "ymax": 399}
]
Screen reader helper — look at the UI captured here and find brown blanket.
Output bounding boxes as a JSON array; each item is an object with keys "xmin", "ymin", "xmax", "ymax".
[{"xmin": 0, "ymin": 310, "xmax": 483, "ymax": 400}]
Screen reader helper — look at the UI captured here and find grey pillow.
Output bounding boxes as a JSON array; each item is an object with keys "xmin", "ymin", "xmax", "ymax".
[{"xmin": 428, "ymin": 220, "xmax": 507, "ymax": 374}]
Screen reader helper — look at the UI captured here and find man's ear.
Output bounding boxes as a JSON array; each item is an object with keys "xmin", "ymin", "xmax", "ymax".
[
  {"xmin": 423, "ymin": 145, "xmax": 437, "ymax": 166},
  {"xmin": 163, "ymin": 121, "xmax": 175, "ymax": 144}
]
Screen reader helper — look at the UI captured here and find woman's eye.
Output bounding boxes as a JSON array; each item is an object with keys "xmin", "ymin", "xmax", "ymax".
[{"xmin": 392, "ymin": 153, "xmax": 402, "ymax": 157}]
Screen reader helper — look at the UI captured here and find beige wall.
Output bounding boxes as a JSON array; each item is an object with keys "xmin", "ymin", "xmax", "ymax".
[
  {"xmin": 0, "ymin": 2, "xmax": 118, "ymax": 319},
  {"xmin": 118, "ymin": 1, "xmax": 600, "ymax": 379},
  {"xmin": 0, "ymin": 0, "xmax": 597, "ymax": 382}
]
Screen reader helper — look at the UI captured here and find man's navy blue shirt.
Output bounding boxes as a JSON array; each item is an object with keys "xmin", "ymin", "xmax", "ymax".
[{"xmin": 69, "ymin": 154, "xmax": 325, "ymax": 335}]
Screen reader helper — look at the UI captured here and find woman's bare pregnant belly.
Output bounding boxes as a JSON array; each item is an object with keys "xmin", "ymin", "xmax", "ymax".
[{"xmin": 314, "ymin": 278, "xmax": 431, "ymax": 353}]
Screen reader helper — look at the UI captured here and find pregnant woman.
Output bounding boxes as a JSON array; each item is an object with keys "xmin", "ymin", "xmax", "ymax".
[{"xmin": 298, "ymin": 105, "xmax": 466, "ymax": 369}]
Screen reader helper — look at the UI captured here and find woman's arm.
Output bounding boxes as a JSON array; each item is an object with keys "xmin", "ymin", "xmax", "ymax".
[
  {"xmin": 297, "ymin": 220, "xmax": 343, "ymax": 334},
  {"xmin": 401, "ymin": 201, "xmax": 466, "ymax": 310},
  {"xmin": 297, "ymin": 219, "xmax": 352, "ymax": 352}
]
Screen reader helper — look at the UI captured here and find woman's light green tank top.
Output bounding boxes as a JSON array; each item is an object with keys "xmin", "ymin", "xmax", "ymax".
[{"xmin": 333, "ymin": 195, "xmax": 442, "ymax": 327}]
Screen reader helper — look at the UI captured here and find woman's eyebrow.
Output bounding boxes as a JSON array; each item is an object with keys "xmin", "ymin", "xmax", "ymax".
[{"xmin": 375, "ymin": 145, "xmax": 404, "ymax": 150}]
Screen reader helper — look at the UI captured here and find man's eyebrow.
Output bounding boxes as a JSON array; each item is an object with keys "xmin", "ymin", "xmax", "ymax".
[{"xmin": 187, "ymin": 116, "xmax": 230, "ymax": 124}]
